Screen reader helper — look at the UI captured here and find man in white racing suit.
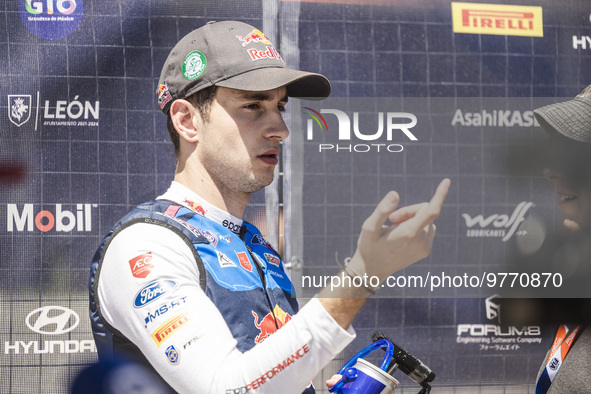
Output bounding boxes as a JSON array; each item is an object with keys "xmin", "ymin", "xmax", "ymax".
[{"xmin": 89, "ymin": 20, "xmax": 450, "ymax": 393}]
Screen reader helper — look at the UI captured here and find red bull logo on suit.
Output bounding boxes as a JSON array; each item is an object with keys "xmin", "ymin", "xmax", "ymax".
[{"xmin": 252, "ymin": 305, "xmax": 292, "ymax": 344}]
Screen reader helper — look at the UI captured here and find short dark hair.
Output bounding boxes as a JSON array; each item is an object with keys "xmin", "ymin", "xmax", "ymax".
[{"xmin": 166, "ymin": 85, "xmax": 218, "ymax": 158}]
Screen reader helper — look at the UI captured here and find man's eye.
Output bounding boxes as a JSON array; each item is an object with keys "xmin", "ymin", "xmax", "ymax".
[
  {"xmin": 244, "ymin": 103, "xmax": 260, "ymax": 110},
  {"xmin": 278, "ymin": 104, "xmax": 287, "ymax": 112}
]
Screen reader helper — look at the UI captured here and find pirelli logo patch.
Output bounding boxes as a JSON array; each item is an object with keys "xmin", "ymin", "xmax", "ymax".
[
  {"xmin": 452, "ymin": 2, "xmax": 543, "ymax": 37},
  {"xmin": 151, "ymin": 313, "xmax": 191, "ymax": 347}
]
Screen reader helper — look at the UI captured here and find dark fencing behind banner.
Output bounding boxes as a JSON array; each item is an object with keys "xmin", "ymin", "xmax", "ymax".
[{"xmin": 1, "ymin": 0, "xmax": 590, "ymax": 393}]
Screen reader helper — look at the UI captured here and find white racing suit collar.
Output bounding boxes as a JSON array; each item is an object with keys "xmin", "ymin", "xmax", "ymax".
[{"xmin": 157, "ymin": 181, "xmax": 244, "ymax": 234}]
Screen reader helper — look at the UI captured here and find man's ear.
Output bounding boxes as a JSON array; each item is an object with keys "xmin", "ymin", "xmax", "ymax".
[{"xmin": 170, "ymin": 99, "xmax": 202, "ymax": 143}]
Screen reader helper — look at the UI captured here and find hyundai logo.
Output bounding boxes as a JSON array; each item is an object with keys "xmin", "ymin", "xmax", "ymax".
[{"xmin": 26, "ymin": 306, "xmax": 80, "ymax": 335}]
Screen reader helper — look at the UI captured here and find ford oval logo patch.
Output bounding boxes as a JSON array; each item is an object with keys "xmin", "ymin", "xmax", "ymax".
[{"xmin": 134, "ymin": 280, "xmax": 177, "ymax": 308}]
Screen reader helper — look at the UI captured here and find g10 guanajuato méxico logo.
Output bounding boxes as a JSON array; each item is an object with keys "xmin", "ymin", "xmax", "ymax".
[{"xmin": 19, "ymin": 0, "xmax": 84, "ymax": 40}]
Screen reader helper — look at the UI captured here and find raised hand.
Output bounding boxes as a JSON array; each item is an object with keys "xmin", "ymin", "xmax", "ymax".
[{"xmin": 347, "ymin": 178, "xmax": 451, "ymax": 283}]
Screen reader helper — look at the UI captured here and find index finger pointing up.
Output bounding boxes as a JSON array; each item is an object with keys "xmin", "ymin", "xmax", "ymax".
[{"xmin": 431, "ymin": 178, "xmax": 451, "ymax": 208}]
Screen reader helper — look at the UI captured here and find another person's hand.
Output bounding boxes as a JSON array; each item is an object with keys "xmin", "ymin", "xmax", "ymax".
[{"xmin": 347, "ymin": 178, "xmax": 451, "ymax": 284}]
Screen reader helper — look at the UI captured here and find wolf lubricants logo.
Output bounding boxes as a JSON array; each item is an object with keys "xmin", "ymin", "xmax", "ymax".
[
  {"xmin": 462, "ymin": 201, "xmax": 533, "ymax": 242},
  {"xmin": 303, "ymin": 106, "xmax": 418, "ymax": 153},
  {"xmin": 19, "ymin": 0, "xmax": 84, "ymax": 40},
  {"xmin": 452, "ymin": 2, "xmax": 543, "ymax": 37}
]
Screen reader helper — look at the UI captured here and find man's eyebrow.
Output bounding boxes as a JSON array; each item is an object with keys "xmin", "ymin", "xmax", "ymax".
[{"xmin": 237, "ymin": 91, "xmax": 289, "ymax": 103}]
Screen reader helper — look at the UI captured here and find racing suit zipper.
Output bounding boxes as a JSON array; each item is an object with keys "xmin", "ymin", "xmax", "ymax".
[{"xmin": 246, "ymin": 245, "xmax": 279, "ymax": 329}]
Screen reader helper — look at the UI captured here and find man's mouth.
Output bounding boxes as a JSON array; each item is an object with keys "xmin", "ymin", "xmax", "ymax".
[{"xmin": 258, "ymin": 149, "xmax": 280, "ymax": 165}]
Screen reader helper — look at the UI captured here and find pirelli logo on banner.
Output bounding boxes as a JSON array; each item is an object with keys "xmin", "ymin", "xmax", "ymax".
[
  {"xmin": 452, "ymin": 2, "xmax": 543, "ymax": 37},
  {"xmin": 151, "ymin": 313, "xmax": 191, "ymax": 347}
]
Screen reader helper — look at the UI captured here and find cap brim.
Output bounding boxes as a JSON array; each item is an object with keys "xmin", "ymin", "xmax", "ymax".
[
  {"xmin": 215, "ymin": 67, "xmax": 331, "ymax": 99},
  {"xmin": 534, "ymin": 97, "xmax": 591, "ymax": 143}
]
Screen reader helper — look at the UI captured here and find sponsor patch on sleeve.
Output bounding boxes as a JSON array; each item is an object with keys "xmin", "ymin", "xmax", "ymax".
[
  {"xmin": 129, "ymin": 252, "xmax": 154, "ymax": 279},
  {"xmin": 151, "ymin": 313, "xmax": 192, "ymax": 347}
]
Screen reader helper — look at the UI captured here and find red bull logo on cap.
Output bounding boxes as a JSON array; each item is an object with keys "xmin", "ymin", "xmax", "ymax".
[
  {"xmin": 236, "ymin": 29, "xmax": 272, "ymax": 47},
  {"xmin": 235, "ymin": 28, "xmax": 284, "ymax": 63},
  {"xmin": 157, "ymin": 83, "xmax": 173, "ymax": 110},
  {"xmin": 252, "ymin": 305, "xmax": 292, "ymax": 344},
  {"xmin": 247, "ymin": 46, "xmax": 283, "ymax": 63}
]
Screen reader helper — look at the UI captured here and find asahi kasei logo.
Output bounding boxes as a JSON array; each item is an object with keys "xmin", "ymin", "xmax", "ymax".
[{"xmin": 19, "ymin": 0, "xmax": 84, "ymax": 40}]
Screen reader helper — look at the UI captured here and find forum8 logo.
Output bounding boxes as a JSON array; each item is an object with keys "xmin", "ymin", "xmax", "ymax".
[{"xmin": 26, "ymin": 0, "xmax": 77, "ymax": 15}]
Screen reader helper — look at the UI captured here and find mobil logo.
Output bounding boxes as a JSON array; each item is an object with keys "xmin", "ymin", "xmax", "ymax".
[
  {"xmin": 134, "ymin": 280, "xmax": 177, "ymax": 308},
  {"xmin": 252, "ymin": 305, "xmax": 292, "ymax": 344},
  {"xmin": 6, "ymin": 203, "xmax": 97, "ymax": 232}
]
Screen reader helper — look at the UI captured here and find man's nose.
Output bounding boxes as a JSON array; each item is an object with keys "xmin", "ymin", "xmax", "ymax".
[{"xmin": 264, "ymin": 113, "xmax": 290, "ymax": 141}]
